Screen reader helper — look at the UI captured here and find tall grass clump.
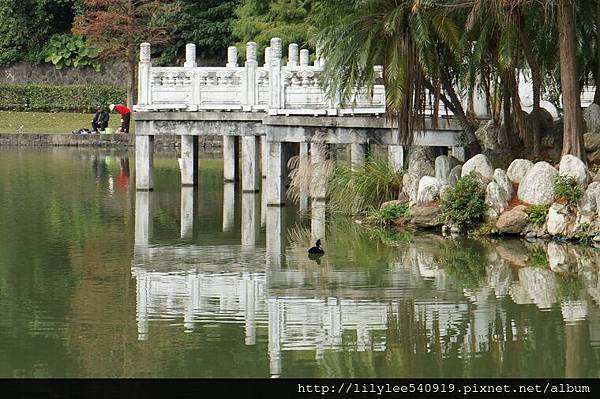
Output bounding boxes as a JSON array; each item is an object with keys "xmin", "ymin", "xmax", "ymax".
[
  {"xmin": 288, "ymin": 150, "xmax": 403, "ymax": 215},
  {"xmin": 327, "ymin": 156, "xmax": 404, "ymax": 215}
]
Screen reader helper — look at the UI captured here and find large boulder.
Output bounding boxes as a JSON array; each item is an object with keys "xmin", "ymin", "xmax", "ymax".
[
  {"xmin": 546, "ymin": 202, "xmax": 573, "ymax": 236},
  {"xmin": 494, "ymin": 168, "xmax": 513, "ymax": 201},
  {"xmin": 435, "ymin": 155, "xmax": 451, "ymax": 183},
  {"xmin": 447, "ymin": 165, "xmax": 462, "ymax": 186},
  {"xmin": 403, "ymin": 146, "xmax": 436, "ymax": 205},
  {"xmin": 584, "ymin": 133, "xmax": 600, "ymax": 164},
  {"xmin": 416, "ymin": 176, "xmax": 441, "ymax": 206},
  {"xmin": 584, "ymin": 132, "xmax": 600, "ymax": 152},
  {"xmin": 475, "ymin": 120, "xmax": 500, "ymax": 151},
  {"xmin": 579, "ymin": 182, "xmax": 600, "ymax": 214},
  {"xmin": 507, "ymin": 159, "xmax": 534, "ymax": 184},
  {"xmin": 410, "ymin": 205, "xmax": 443, "ymax": 227},
  {"xmin": 584, "ymin": 103, "xmax": 600, "ymax": 133},
  {"xmin": 547, "ymin": 242, "xmax": 569, "ymax": 273},
  {"xmin": 517, "ymin": 161, "xmax": 558, "ymax": 205},
  {"xmin": 496, "ymin": 205, "xmax": 529, "ymax": 234},
  {"xmin": 559, "ymin": 154, "xmax": 588, "ymax": 189},
  {"xmin": 485, "ymin": 182, "xmax": 508, "ymax": 220},
  {"xmin": 461, "ymin": 154, "xmax": 494, "ymax": 181}
]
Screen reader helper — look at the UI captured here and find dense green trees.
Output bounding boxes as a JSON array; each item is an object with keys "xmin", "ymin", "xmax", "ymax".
[
  {"xmin": 0, "ymin": 0, "xmax": 79, "ymax": 65},
  {"xmin": 232, "ymin": 0, "xmax": 317, "ymax": 58},
  {"xmin": 156, "ymin": 0, "xmax": 241, "ymax": 65}
]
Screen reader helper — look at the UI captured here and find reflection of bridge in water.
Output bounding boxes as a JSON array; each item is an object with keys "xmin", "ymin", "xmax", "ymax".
[{"xmin": 133, "ymin": 190, "xmax": 600, "ymax": 377}]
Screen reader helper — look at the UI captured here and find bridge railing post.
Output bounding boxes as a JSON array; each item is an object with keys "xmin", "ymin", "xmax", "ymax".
[
  {"xmin": 138, "ymin": 43, "xmax": 152, "ymax": 106},
  {"xmin": 287, "ymin": 43, "xmax": 299, "ymax": 67},
  {"xmin": 268, "ymin": 38, "xmax": 283, "ymax": 115},
  {"xmin": 244, "ymin": 42, "xmax": 258, "ymax": 111},
  {"xmin": 184, "ymin": 44, "xmax": 200, "ymax": 110}
]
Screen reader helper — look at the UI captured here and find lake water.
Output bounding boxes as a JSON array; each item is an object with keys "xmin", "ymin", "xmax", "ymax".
[{"xmin": 0, "ymin": 147, "xmax": 599, "ymax": 378}]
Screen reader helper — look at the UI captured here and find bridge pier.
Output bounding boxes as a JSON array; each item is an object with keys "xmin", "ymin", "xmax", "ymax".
[
  {"xmin": 242, "ymin": 135, "xmax": 261, "ymax": 192},
  {"xmin": 181, "ymin": 135, "xmax": 199, "ymax": 186},
  {"xmin": 180, "ymin": 186, "xmax": 196, "ymax": 239},
  {"xmin": 266, "ymin": 206, "xmax": 286, "ymax": 268},
  {"xmin": 266, "ymin": 141, "xmax": 286, "ymax": 206},
  {"xmin": 261, "ymin": 137, "xmax": 268, "ymax": 178},
  {"xmin": 223, "ymin": 182, "xmax": 236, "ymax": 232},
  {"xmin": 311, "ymin": 199, "xmax": 326, "ymax": 243},
  {"xmin": 299, "ymin": 143, "xmax": 309, "ymax": 212},
  {"xmin": 350, "ymin": 143, "xmax": 366, "ymax": 170},
  {"xmin": 223, "ymin": 135, "xmax": 240, "ymax": 182},
  {"xmin": 388, "ymin": 145, "xmax": 404, "ymax": 171},
  {"xmin": 242, "ymin": 193, "xmax": 260, "ymax": 247},
  {"xmin": 135, "ymin": 135, "xmax": 154, "ymax": 191},
  {"xmin": 135, "ymin": 191, "xmax": 154, "ymax": 246},
  {"xmin": 452, "ymin": 146, "xmax": 466, "ymax": 162},
  {"xmin": 311, "ymin": 142, "xmax": 328, "ymax": 201}
]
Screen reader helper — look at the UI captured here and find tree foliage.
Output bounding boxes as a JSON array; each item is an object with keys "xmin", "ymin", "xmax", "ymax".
[
  {"xmin": 72, "ymin": 0, "xmax": 180, "ymax": 107},
  {"xmin": 232, "ymin": 0, "xmax": 317, "ymax": 59},
  {"xmin": 0, "ymin": 0, "xmax": 79, "ymax": 65}
]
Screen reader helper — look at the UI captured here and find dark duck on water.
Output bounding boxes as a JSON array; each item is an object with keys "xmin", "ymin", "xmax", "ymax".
[{"xmin": 308, "ymin": 239, "xmax": 324, "ymax": 255}]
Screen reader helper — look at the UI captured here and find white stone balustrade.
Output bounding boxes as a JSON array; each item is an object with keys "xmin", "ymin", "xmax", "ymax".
[{"xmin": 135, "ymin": 40, "xmax": 387, "ymax": 116}]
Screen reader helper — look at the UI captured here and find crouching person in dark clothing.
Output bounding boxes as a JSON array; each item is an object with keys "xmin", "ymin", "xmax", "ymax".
[
  {"xmin": 109, "ymin": 103, "xmax": 131, "ymax": 133},
  {"xmin": 91, "ymin": 105, "xmax": 110, "ymax": 133}
]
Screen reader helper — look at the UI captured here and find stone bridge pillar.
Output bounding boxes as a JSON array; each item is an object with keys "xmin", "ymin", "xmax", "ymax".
[
  {"xmin": 223, "ymin": 182, "xmax": 235, "ymax": 232},
  {"xmin": 242, "ymin": 135, "xmax": 261, "ymax": 192},
  {"xmin": 135, "ymin": 134, "xmax": 154, "ymax": 191},
  {"xmin": 223, "ymin": 135, "xmax": 239, "ymax": 182},
  {"xmin": 180, "ymin": 135, "xmax": 199, "ymax": 186},
  {"xmin": 350, "ymin": 143, "xmax": 366, "ymax": 170},
  {"xmin": 242, "ymin": 193, "xmax": 260, "ymax": 247},
  {"xmin": 388, "ymin": 145, "xmax": 404, "ymax": 172},
  {"xmin": 299, "ymin": 143, "xmax": 309, "ymax": 212},
  {"xmin": 266, "ymin": 140, "xmax": 286, "ymax": 206},
  {"xmin": 180, "ymin": 186, "xmax": 196, "ymax": 239},
  {"xmin": 135, "ymin": 191, "xmax": 154, "ymax": 246}
]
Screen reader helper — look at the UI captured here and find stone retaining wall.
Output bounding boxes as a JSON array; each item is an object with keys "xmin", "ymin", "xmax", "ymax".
[
  {"xmin": 0, "ymin": 133, "xmax": 223, "ymax": 149},
  {"xmin": 0, "ymin": 62, "xmax": 127, "ymax": 87}
]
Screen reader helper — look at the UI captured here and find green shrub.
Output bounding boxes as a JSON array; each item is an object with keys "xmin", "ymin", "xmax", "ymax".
[
  {"xmin": 44, "ymin": 34, "xmax": 101, "ymax": 71},
  {"xmin": 0, "ymin": 84, "xmax": 125, "ymax": 113},
  {"xmin": 368, "ymin": 203, "xmax": 410, "ymax": 227},
  {"xmin": 526, "ymin": 205, "xmax": 549, "ymax": 226},
  {"xmin": 554, "ymin": 175, "xmax": 583, "ymax": 205},
  {"xmin": 440, "ymin": 174, "xmax": 487, "ymax": 229}
]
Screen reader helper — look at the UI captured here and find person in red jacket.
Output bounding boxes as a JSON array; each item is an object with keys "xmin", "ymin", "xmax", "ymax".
[{"xmin": 109, "ymin": 103, "xmax": 131, "ymax": 133}]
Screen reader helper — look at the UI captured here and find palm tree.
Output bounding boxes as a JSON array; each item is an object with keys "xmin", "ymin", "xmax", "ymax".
[{"xmin": 314, "ymin": 0, "xmax": 482, "ymax": 156}]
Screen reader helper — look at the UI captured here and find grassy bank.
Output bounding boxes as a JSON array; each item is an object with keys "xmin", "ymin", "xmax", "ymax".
[{"xmin": 0, "ymin": 111, "xmax": 132, "ymax": 134}]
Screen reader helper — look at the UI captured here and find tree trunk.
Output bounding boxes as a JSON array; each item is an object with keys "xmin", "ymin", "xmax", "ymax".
[
  {"xmin": 519, "ymin": 15, "xmax": 542, "ymax": 157},
  {"xmin": 500, "ymin": 80, "xmax": 512, "ymax": 150},
  {"xmin": 558, "ymin": 0, "xmax": 587, "ymax": 162},
  {"xmin": 126, "ymin": 43, "xmax": 137, "ymax": 110},
  {"xmin": 437, "ymin": 71, "xmax": 482, "ymax": 156}
]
